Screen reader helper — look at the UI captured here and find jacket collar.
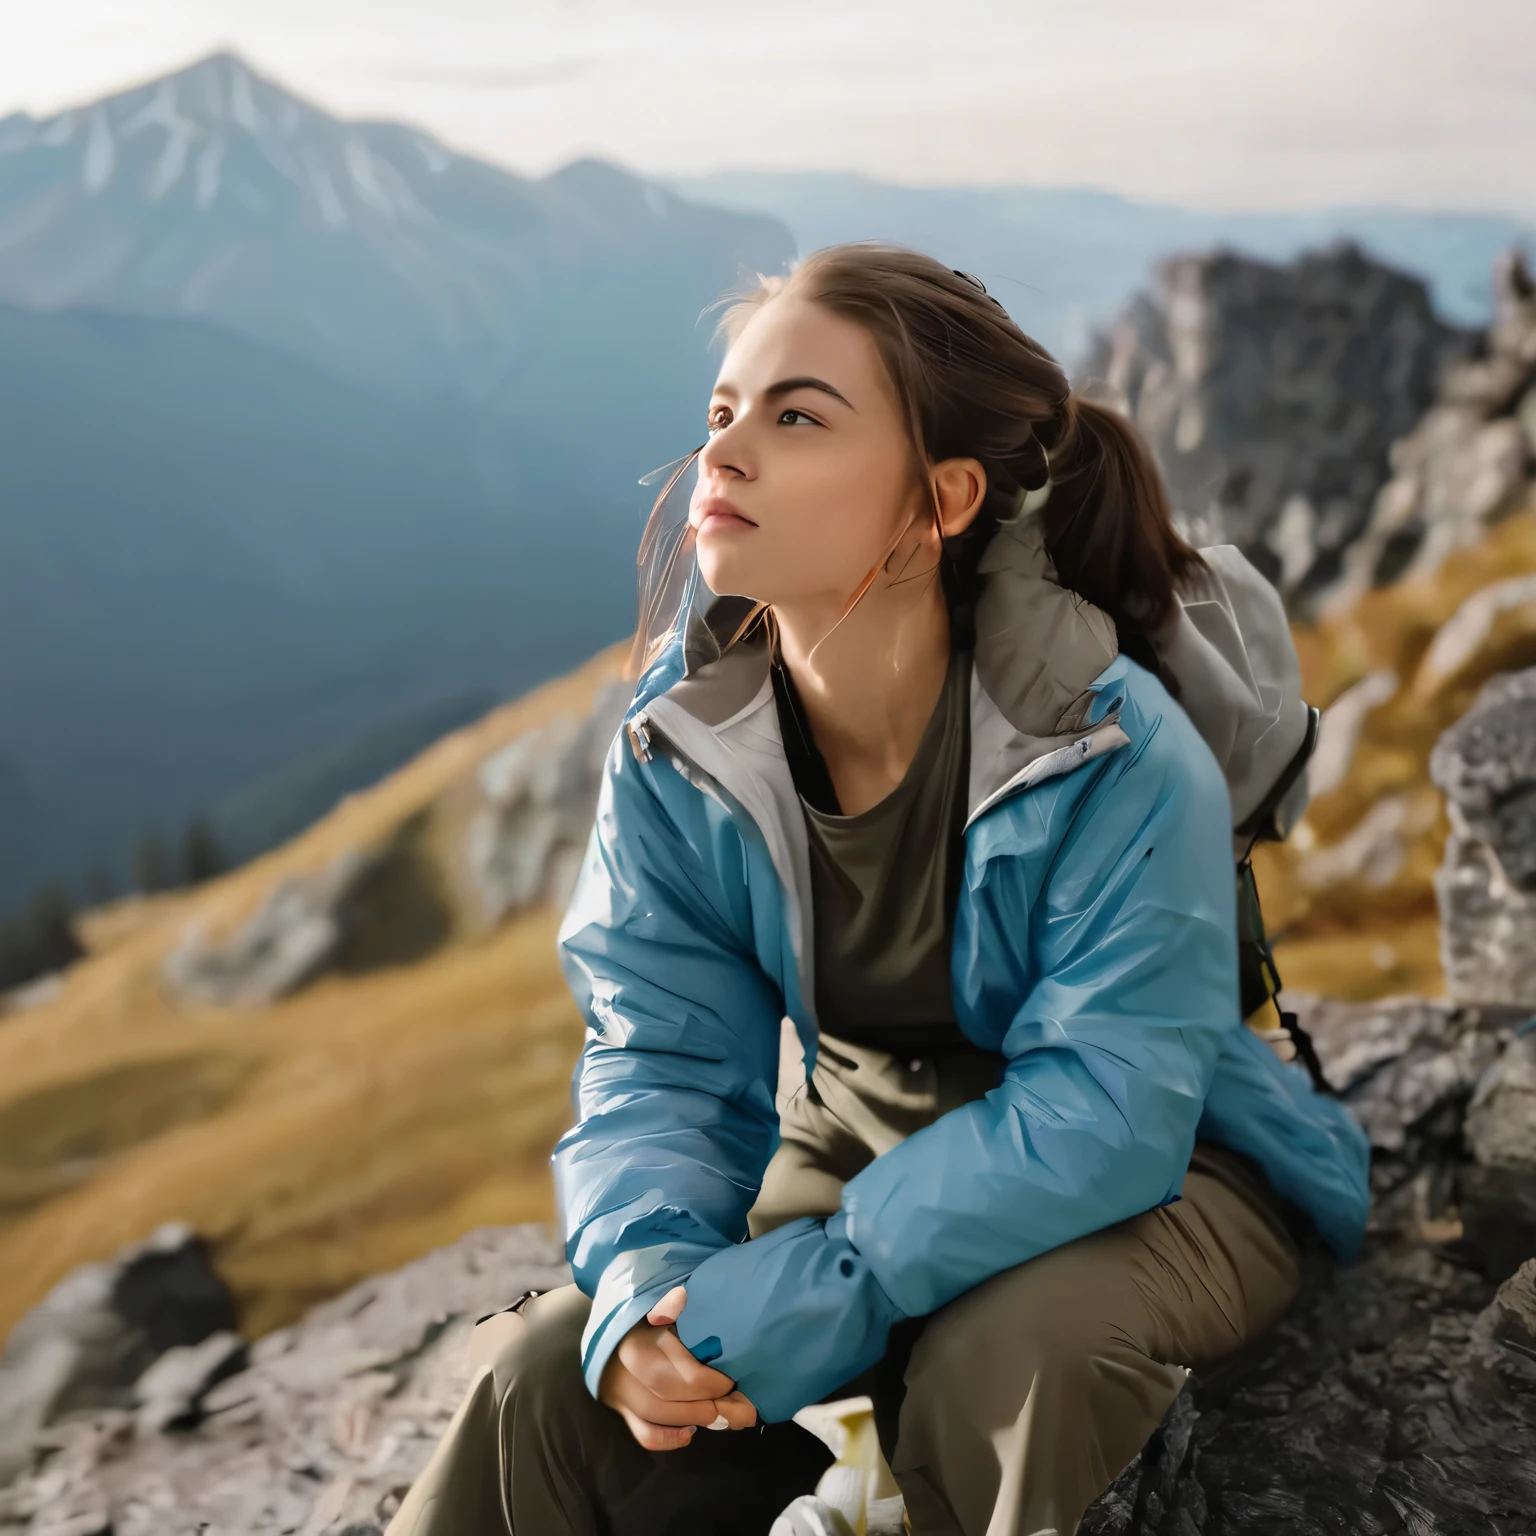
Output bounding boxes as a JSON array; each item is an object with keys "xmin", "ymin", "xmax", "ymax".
[
  {"xmin": 620, "ymin": 515, "xmax": 1132, "ymax": 1042},
  {"xmin": 626, "ymin": 511, "xmax": 1129, "ymax": 830}
]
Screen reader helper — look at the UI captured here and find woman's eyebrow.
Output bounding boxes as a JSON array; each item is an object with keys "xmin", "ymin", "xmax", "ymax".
[{"xmin": 711, "ymin": 376, "xmax": 857, "ymax": 411}]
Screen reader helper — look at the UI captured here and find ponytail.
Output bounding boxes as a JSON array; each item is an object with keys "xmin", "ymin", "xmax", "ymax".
[{"xmin": 1036, "ymin": 394, "xmax": 1204, "ymax": 698}]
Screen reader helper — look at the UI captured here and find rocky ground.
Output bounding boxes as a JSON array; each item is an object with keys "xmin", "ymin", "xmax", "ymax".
[
  {"xmin": 1086, "ymin": 995, "xmax": 1536, "ymax": 1536},
  {"xmin": 3, "ymin": 994, "xmax": 1534, "ymax": 1535}
]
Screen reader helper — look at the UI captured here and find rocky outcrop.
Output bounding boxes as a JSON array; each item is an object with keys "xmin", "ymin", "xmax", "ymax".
[
  {"xmin": 1337, "ymin": 251, "xmax": 1536, "ymax": 604},
  {"xmin": 1430, "ymin": 666, "xmax": 1536, "ymax": 1006},
  {"xmin": 1083, "ymin": 243, "xmax": 1468, "ymax": 609},
  {"xmin": 156, "ymin": 674, "xmax": 635, "ymax": 1009},
  {"xmin": 0, "ymin": 1223, "xmax": 235, "ymax": 1484},
  {"xmin": 4, "ymin": 997, "xmax": 1534, "ymax": 1534},
  {"xmin": 161, "ymin": 849, "xmax": 384, "ymax": 1008},
  {"xmin": 0, "ymin": 1227, "xmax": 569, "ymax": 1534},
  {"xmin": 1085, "ymin": 993, "xmax": 1536, "ymax": 1536},
  {"xmin": 464, "ymin": 676, "xmax": 632, "ymax": 925}
]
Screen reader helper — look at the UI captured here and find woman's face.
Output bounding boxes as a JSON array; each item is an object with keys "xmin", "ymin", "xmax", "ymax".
[{"xmin": 688, "ymin": 295, "xmax": 940, "ymax": 612}]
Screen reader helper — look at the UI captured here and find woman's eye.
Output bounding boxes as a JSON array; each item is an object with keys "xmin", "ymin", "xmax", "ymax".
[{"xmin": 705, "ymin": 406, "xmax": 817, "ymax": 434}]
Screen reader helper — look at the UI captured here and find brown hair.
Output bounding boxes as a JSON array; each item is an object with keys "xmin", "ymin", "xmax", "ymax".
[{"xmin": 627, "ymin": 240, "xmax": 1204, "ymax": 691}]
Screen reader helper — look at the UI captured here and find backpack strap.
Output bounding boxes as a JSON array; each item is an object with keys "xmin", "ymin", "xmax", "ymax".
[
  {"xmin": 1235, "ymin": 703, "xmax": 1321, "ymax": 855},
  {"xmin": 1236, "ymin": 856, "xmax": 1337, "ymax": 1097}
]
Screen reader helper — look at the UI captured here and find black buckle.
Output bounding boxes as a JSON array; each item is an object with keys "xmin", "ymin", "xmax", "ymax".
[{"xmin": 474, "ymin": 1289, "xmax": 544, "ymax": 1328}]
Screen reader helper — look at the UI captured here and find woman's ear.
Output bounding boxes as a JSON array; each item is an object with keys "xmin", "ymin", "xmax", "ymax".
[{"xmin": 931, "ymin": 456, "xmax": 988, "ymax": 538}]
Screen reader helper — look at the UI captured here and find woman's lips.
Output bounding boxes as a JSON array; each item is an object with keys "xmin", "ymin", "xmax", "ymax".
[
  {"xmin": 698, "ymin": 511, "xmax": 755, "ymax": 532},
  {"xmin": 694, "ymin": 498, "xmax": 757, "ymax": 532}
]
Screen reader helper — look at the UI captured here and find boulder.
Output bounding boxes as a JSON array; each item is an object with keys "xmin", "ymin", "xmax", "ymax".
[
  {"xmin": 1430, "ymin": 667, "xmax": 1536, "ymax": 1004},
  {"xmin": 132, "ymin": 1328, "xmax": 248, "ymax": 1434},
  {"xmin": 0, "ymin": 1225, "xmax": 568, "ymax": 1533},
  {"xmin": 1461, "ymin": 1032, "xmax": 1536, "ymax": 1283},
  {"xmin": 0, "ymin": 1222, "xmax": 235, "ymax": 1483},
  {"xmin": 1083, "ymin": 993, "xmax": 1536, "ymax": 1535}
]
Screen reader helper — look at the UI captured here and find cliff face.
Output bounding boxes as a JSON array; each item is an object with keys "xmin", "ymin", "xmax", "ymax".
[
  {"xmin": 1246, "ymin": 251, "xmax": 1536, "ymax": 1001},
  {"xmin": 1084, "ymin": 243, "xmax": 1471, "ymax": 609}
]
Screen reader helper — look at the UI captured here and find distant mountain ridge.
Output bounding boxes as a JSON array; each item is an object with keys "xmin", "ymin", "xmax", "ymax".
[
  {"xmin": 0, "ymin": 52, "xmax": 789, "ymax": 416},
  {"xmin": 661, "ymin": 170, "xmax": 1536, "ymax": 367},
  {"xmin": 0, "ymin": 53, "xmax": 794, "ymax": 919}
]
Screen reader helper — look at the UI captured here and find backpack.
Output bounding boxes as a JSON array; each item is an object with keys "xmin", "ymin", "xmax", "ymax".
[{"xmin": 1152, "ymin": 546, "xmax": 1333, "ymax": 1095}]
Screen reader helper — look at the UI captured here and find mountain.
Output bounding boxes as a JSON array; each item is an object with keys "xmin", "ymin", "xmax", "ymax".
[
  {"xmin": 660, "ymin": 170, "xmax": 1536, "ymax": 367},
  {"xmin": 0, "ymin": 54, "xmax": 794, "ymax": 918},
  {"xmin": 0, "ymin": 53, "xmax": 789, "ymax": 423}
]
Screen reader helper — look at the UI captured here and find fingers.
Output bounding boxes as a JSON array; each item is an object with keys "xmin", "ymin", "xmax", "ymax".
[
  {"xmin": 616, "ymin": 1403, "xmax": 697, "ymax": 1452},
  {"xmin": 646, "ymin": 1284, "xmax": 689, "ymax": 1327},
  {"xmin": 608, "ymin": 1369, "xmax": 721, "ymax": 1429},
  {"xmin": 617, "ymin": 1326, "xmax": 734, "ymax": 1401},
  {"xmin": 705, "ymin": 1389, "xmax": 758, "ymax": 1431},
  {"xmin": 652, "ymin": 1327, "xmax": 736, "ymax": 1398}
]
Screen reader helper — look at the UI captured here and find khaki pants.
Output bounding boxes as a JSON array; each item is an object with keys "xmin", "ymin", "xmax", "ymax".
[{"xmin": 387, "ymin": 1034, "xmax": 1303, "ymax": 1536}]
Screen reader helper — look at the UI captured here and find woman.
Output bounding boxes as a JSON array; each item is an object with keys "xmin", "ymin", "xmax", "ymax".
[{"xmin": 390, "ymin": 243, "xmax": 1369, "ymax": 1536}]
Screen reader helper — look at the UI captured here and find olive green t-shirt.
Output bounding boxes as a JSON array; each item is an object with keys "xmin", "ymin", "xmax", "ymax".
[{"xmin": 770, "ymin": 643, "xmax": 973, "ymax": 1051}]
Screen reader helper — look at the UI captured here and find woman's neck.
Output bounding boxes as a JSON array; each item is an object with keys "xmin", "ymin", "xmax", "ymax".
[{"xmin": 771, "ymin": 581, "xmax": 953, "ymax": 818}]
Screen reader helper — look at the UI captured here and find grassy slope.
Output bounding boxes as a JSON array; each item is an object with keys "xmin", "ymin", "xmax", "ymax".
[{"xmin": 0, "ymin": 641, "xmax": 627, "ymax": 1343}]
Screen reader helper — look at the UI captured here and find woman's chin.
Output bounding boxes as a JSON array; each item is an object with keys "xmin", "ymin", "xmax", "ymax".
[{"xmin": 695, "ymin": 554, "xmax": 760, "ymax": 600}]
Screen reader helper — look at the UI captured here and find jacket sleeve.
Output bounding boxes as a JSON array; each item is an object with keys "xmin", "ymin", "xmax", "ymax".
[
  {"xmin": 553, "ymin": 725, "xmax": 786, "ymax": 1400},
  {"xmin": 675, "ymin": 682, "xmax": 1241, "ymax": 1421}
]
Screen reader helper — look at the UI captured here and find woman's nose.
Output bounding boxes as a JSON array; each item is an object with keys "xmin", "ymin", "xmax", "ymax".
[{"xmin": 698, "ymin": 419, "xmax": 751, "ymax": 479}]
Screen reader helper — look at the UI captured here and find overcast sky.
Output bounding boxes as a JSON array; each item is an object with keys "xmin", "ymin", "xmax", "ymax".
[{"xmin": 6, "ymin": 0, "xmax": 1532, "ymax": 215}]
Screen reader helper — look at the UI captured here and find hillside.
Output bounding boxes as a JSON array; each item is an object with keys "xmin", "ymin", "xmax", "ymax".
[{"xmin": 0, "ymin": 640, "xmax": 628, "ymax": 1346}]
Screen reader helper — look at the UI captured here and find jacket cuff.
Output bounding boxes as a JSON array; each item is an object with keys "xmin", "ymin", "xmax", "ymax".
[
  {"xmin": 578, "ymin": 1242, "xmax": 715, "ymax": 1399},
  {"xmin": 674, "ymin": 1214, "xmax": 903, "ymax": 1423}
]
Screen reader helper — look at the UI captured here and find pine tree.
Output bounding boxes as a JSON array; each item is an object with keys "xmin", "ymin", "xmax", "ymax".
[
  {"xmin": 181, "ymin": 817, "xmax": 226, "ymax": 886},
  {"xmin": 134, "ymin": 831, "xmax": 173, "ymax": 894},
  {"xmin": 0, "ymin": 884, "xmax": 84, "ymax": 992}
]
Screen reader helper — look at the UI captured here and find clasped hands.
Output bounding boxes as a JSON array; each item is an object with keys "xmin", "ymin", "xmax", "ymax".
[{"xmin": 598, "ymin": 1284, "xmax": 759, "ymax": 1450}]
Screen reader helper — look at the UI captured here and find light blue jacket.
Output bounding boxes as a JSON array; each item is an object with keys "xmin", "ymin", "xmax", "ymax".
[{"xmin": 553, "ymin": 516, "xmax": 1370, "ymax": 1424}]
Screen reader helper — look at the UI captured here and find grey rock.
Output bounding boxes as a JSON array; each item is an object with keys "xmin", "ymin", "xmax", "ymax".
[
  {"xmin": 1083, "ymin": 243, "xmax": 1469, "ymax": 610},
  {"xmin": 0, "ymin": 1222, "xmax": 235, "ymax": 1485},
  {"xmin": 161, "ymin": 847, "xmax": 382, "ymax": 1008},
  {"xmin": 465, "ymin": 676, "xmax": 633, "ymax": 925},
  {"xmin": 1333, "ymin": 249, "xmax": 1536, "ymax": 603},
  {"xmin": 132, "ymin": 1329, "xmax": 248, "ymax": 1434},
  {"xmin": 1430, "ymin": 668, "xmax": 1536, "ymax": 1005},
  {"xmin": 1082, "ymin": 995, "xmax": 1536, "ymax": 1535},
  {"xmin": 0, "ymin": 1224, "xmax": 568, "ymax": 1533},
  {"xmin": 1082, "ymin": 1250, "xmax": 1536, "ymax": 1536},
  {"xmin": 1304, "ymin": 669, "xmax": 1398, "ymax": 801},
  {"xmin": 1461, "ymin": 1034, "xmax": 1536, "ymax": 1283}
]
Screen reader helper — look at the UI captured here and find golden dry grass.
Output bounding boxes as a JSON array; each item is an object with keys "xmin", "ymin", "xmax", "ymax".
[
  {"xmin": 0, "ymin": 641, "xmax": 629, "ymax": 1343},
  {"xmin": 1262, "ymin": 497, "xmax": 1536, "ymax": 1000}
]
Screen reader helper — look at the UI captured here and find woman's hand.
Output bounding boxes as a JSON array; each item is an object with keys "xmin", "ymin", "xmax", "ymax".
[{"xmin": 598, "ymin": 1285, "xmax": 759, "ymax": 1450}]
